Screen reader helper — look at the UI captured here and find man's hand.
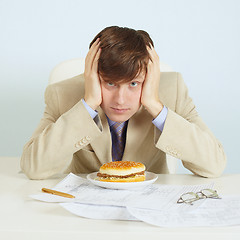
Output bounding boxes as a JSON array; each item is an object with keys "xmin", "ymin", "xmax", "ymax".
[
  {"xmin": 84, "ymin": 38, "xmax": 102, "ymax": 110},
  {"xmin": 141, "ymin": 46, "xmax": 163, "ymax": 118}
]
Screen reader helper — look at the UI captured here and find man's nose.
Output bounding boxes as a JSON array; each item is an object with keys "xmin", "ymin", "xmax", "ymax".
[{"xmin": 115, "ymin": 86, "xmax": 125, "ymax": 104}]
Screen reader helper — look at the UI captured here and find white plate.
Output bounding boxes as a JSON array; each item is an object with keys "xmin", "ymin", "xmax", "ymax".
[{"xmin": 87, "ymin": 171, "xmax": 158, "ymax": 190}]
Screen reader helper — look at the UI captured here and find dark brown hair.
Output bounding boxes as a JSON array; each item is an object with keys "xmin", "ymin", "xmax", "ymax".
[{"xmin": 89, "ymin": 26, "xmax": 154, "ymax": 83}]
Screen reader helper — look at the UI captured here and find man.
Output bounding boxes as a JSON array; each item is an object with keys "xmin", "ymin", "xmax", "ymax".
[{"xmin": 21, "ymin": 26, "xmax": 226, "ymax": 180}]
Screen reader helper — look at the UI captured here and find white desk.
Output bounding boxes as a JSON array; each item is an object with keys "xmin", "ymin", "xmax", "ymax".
[{"xmin": 1, "ymin": 157, "xmax": 240, "ymax": 240}]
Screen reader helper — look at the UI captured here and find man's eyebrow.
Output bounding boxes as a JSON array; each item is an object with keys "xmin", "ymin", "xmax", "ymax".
[{"xmin": 133, "ymin": 76, "xmax": 145, "ymax": 82}]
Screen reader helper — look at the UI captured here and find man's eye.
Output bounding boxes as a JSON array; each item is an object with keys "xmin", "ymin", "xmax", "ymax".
[
  {"xmin": 107, "ymin": 82, "xmax": 115, "ymax": 87},
  {"xmin": 130, "ymin": 82, "xmax": 138, "ymax": 87}
]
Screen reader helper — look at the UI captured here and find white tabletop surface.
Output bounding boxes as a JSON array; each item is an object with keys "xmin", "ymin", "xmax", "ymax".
[{"xmin": 1, "ymin": 157, "xmax": 240, "ymax": 240}]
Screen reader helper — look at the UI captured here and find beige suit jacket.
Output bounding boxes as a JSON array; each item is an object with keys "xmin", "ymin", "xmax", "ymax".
[{"xmin": 21, "ymin": 72, "xmax": 226, "ymax": 179}]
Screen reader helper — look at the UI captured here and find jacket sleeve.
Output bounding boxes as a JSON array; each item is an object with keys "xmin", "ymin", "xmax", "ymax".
[
  {"xmin": 155, "ymin": 73, "xmax": 227, "ymax": 177},
  {"xmin": 20, "ymin": 84, "xmax": 102, "ymax": 179}
]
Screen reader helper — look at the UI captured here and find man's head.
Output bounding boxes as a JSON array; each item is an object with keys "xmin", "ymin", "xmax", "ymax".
[
  {"xmin": 90, "ymin": 26, "xmax": 154, "ymax": 83},
  {"xmin": 89, "ymin": 26, "xmax": 154, "ymax": 122}
]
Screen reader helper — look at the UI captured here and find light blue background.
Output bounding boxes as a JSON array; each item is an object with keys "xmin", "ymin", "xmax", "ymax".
[{"xmin": 0, "ymin": 0, "xmax": 239, "ymax": 173}]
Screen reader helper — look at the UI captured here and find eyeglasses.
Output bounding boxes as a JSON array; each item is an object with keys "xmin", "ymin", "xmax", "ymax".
[{"xmin": 177, "ymin": 189, "xmax": 221, "ymax": 205}]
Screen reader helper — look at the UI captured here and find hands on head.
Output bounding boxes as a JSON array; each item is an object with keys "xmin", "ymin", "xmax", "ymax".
[{"xmin": 84, "ymin": 39, "xmax": 163, "ymax": 118}]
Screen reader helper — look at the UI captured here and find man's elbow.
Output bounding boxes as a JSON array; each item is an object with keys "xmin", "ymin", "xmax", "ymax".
[
  {"xmin": 20, "ymin": 157, "xmax": 50, "ymax": 180},
  {"xmin": 183, "ymin": 158, "xmax": 227, "ymax": 178}
]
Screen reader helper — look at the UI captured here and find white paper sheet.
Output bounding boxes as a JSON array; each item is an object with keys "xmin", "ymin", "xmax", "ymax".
[
  {"xmin": 127, "ymin": 195, "xmax": 240, "ymax": 227},
  {"xmin": 30, "ymin": 173, "xmax": 85, "ymax": 203},
  {"xmin": 60, "ymin": 202, "xmax": 139, "ymax": 221}
]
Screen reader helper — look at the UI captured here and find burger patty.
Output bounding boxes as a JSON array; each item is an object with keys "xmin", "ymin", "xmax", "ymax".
[{"xmin": 97, "ymin": 171, "xmax": 145, "ymax": 179}]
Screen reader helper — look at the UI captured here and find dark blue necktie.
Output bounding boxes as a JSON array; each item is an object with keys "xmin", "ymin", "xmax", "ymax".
[{"xmin": 111, "ymin": 122, "xmax": 127, "ymax": 161}]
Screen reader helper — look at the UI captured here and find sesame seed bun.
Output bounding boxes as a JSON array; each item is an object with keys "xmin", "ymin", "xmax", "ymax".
[{"xmin": 97, "ymin": 161, "xmax": 146, "ymax": 182}]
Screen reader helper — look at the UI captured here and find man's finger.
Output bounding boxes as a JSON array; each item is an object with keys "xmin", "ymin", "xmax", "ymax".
[
  {"xmin": 147, "ymin": 46, "xmax": 154, "ymax": 62},
  {"xmin": 85, "ymin": 38, "xmax": 101, "ymax": 73},
  {"xmin": 86, "ymin": 38, "xmax": 100, "ymax": 62},
  {"xmin": 147, "ymin": 46, "xmax": 160, "ymax": 66},
  {"xmin": 92, "ymin": 47, "xmax": 101, "ymax": 73}
]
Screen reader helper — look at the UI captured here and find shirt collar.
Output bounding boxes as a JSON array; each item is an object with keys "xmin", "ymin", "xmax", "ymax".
[{"xmin": 106, "ymin": 115, "xmax": 127, "ymax": 127}]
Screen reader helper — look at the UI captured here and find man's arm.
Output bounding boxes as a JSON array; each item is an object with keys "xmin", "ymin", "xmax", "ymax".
[
  {"xmin": 20, "ymin": 88, "xmax": 103, "ymax": 180},
  {"xmin": 21, "ymin": 39, "xmax": 103, "ymax": 180},
  {"xmin": 155, "ymin": 73, "xmax": 226, "ymax": 177},
  {"xmin": 141, "ymin": 47, "xmax": 226, "ymax": 177}
]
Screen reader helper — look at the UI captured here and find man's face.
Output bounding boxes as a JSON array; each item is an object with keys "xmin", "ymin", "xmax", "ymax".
[{"xmin": 100, "ymin": 73, "xmax": 145, "ymax": 122}]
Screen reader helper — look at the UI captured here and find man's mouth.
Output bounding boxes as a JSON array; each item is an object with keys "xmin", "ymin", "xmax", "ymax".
[{"xmin": 111, "ymin": 107, "xmax": 129, "ymax": 113}]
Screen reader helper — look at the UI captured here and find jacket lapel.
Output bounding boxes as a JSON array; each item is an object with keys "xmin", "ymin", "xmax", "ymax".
[
  {"xmin": 122, "ymin": 106, "xmax": 153, "ymax": 161},
  {"xmin": 90, "ymin": 107, "xmax": 112, "ymax": 165}
]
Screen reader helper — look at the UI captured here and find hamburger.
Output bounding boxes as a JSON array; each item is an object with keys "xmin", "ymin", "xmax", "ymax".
[{"xmin": 97, "ymin": 161, "xmax": 146, "ymax": 182}]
